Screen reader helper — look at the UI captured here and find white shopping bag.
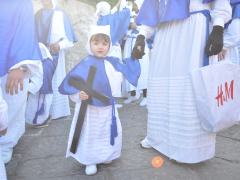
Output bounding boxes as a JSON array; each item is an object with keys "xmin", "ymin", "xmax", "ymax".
[{"xmin": 191, "ymin": 63, "xmax": 240, "ymax": 132}]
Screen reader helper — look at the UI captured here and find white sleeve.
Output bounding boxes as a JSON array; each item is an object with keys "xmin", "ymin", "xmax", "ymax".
[
  {"xmin": 224, "ymin": 19, "xmax": 240, "ymax": 48},
  {"xmin": 28, "ymin": 69, "xmax": 43, "ymax": 95},
  {"xmin": 59, "ymin": 38, "xmax": 74, "ymax": 50},
  {"xmin": 70, "ymin": 93, "xmax": 81, "ymax": 103},
  {"xmin": 211, "ymin": 0, "xmax": 232, "ymax": 27},
  {"xmin": 0, "ymin": 86, "xmax": 8, "ymax": 131},
  {"xmin": 9, "ymin": 60, "xmax": 43, "ymax": 78},
  {"xmin": 138, "ymin": 25, "xmax": 155, "ymax": 39}
]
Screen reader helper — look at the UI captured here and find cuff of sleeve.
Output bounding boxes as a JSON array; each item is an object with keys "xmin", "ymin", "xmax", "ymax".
[
  {"xmin": 213, "ymin": 18, "xmax": 225, "ymax": 27},
  {"xmin": 59, "ymin": 41, "xmax": 65, "ymax": 50}
]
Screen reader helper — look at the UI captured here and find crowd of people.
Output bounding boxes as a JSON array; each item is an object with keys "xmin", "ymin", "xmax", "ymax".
[{"xmin": 0, "ymin": 0, "xmax": 239, "ymax": 178}]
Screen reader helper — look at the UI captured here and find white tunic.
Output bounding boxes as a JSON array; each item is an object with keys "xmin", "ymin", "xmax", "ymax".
[
  {"xmin": 140, "ymin": 0, "xmax": 231, "ymax": 163},
  {"xmin": 123, "ymin": 28, "xmax": 149, "ymax": 92},
  {"xmin": 49, "ymin": 10, "xmax": 74, "ymax": 120},
  {"xmin": 0, "ymin": 60, "xmax": 42, "ymax": 159},
  {"xmin": 66, "ymin": 61, "xmax": 122, "ymax": 165}
]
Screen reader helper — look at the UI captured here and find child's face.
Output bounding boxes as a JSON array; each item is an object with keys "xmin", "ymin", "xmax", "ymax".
[{"xmin": 90, "ymin": 38, "xmax": 110, "ymax": 58}]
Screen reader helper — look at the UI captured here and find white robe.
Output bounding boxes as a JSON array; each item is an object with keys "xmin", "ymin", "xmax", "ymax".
[
  {"xmin": 49, "ymin": 10, "xmax": 74, "ymax": 120},
  {"xmin": 66, "ymin": 61, "xmax": 122, "ymax": 165},
  {"xmin": 0, "ymin": 60, "xmax": 42, "ymax": 157},
  {"xmin": 0, "ymin": 60, "xmax": 43, "ymax": 167},
  {"xmin": 0, "ymin": 80, "xmax": 7, "ymax": 180},
  {"xmin": 123, "ymin": 28, "xmax": 149, "ymax": 92},
  {"xmin": 26, "ymin": 10, "xmax": 74, "ymax": 123},
  {"xmin": 140, "ymin": 0, "xmax": 231, "ymax": 163}
]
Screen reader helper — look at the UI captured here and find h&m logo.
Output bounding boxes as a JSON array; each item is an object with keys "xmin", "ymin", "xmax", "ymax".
[{"xmin": 215, "ymin": 80, "xmax": 234, "ymax": 107}]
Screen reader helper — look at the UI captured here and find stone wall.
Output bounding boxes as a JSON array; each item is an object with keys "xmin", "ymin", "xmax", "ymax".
[{"xmin": 33, "ymin": 0, "xmax": 96, "ymax": 71}]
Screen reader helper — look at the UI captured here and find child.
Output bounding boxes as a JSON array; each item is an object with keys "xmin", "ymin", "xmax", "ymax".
[
  {"xmin": 0, "ymin": 81, "xmax": 8, "ymax": 180},
  {"xmin": 0, "ymin": 0, "xmax": 42, "ymax": 164},
  {"xmin": 123, "ymin": 4, "xmax": 149, "ymax": 106},
  {"xmin": 25, "ymin": 43, "xmax": 55, "ymax": 127},
  {"xmin": 59, "ymin": 25, "xmax": 140, "ymax": 175}
]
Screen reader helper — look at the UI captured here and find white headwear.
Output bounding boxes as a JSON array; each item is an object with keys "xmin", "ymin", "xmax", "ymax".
[
  {"xmin": 51, "ymin": 0, "xmax": 57, "ymax": 9},
  {"xmin": 86, "ymin": 25, "xmax": 112, "ymax": 56},
  {"xmin": 95, "ymin": 1, "xmax": 111, "ymax": 16}
]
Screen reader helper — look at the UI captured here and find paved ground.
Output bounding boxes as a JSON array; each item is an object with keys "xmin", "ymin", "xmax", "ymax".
[{"xmin": 6, "ymin": 100, "xmax": 240, "ymax": 180}]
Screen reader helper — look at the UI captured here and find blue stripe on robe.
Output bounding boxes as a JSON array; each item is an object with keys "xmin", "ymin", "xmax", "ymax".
[
  {"xmin": 0, "ymin": 0, "xmax": 42, "ymax": 77},
  {"xmin": 136, "ymin": 0, "xmax": 216, "ymax": 26},
  {"xmin": 232, "ymin": 3, "xmax": 240, "ymax": 19},
  {"xmin": 231, "ymin": 0, "xmax": 240, "ymax": 5},
  {"xmin": 97, "ymin": 8, "xmax": 130, "ymax": 45},
  {"xmin": 59, "ymin": 55, "xmax": 140, "ymax": 107}
]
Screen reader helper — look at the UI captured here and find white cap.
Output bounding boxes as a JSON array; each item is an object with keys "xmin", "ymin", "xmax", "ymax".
[
  {"xmin": 95, "ymin": 1, "xmax": 111, "ymax": 16},
  {"xmin": 86, "ymin": 25, "xmax": 112, "ymax": 55}
]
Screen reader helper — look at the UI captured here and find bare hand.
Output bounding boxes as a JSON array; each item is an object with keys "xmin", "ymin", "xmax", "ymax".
[
  {"xmin": 49, "ymin": 43, "xmax": 60, "ymax": 54},
  {"xmin": 6, "ymin": 68, "xmax": 25, "ymax": 95},
  {"xmin": 79, "ymin": 91, "xmax": 89, "ymax": 100},
  {"xmin": 218, "ymin": 49, "xmax": 227, "ymax": 61},
  {"xmin": 0, "ymin": 128, "xmax": 7, "ymax": 136}
]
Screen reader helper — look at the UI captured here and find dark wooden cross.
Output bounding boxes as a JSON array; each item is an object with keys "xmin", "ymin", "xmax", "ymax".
[{"xmin": 69, "ymin": 66, "xmax": 109, "ymax": 154}]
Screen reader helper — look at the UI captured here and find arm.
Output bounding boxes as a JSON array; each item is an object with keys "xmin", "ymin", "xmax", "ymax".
[
  {"xmin": 224, "ymin": 19, "xmax": 240, "ymax": 48},
  {"xmin": 205, "ymin": 0, "xmax": 232, "ymax": 56},
  {"xmin": 28, "ymin": 68, "xmax": 43, "ymax": 95},
  {"xmin": 59, "ymin": 38, "xmax": 74, "ymax": 50},
  {"xmin": 111, "ymin": 0, "xmax": 123, "ymax": 13},
  {"xmin": 211, "ymin": 0, "xmax": 232, "ymax": 27},
  {"xmin": 5, "ymin": 0, "xmax": 42, "ymax": 95},
  {"xmin": 70, "ymin": 91, "xmax": 88, "ymax": 103}
]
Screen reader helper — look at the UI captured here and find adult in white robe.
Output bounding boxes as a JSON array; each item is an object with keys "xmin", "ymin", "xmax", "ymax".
[
  {"xmin": 0, "ymin": 0, "xmax": 43, "ymax": 163},
  {"xmin": 135, "ymin": 0, "xmax": 231, "ymax": 163},
  {"xmin": 35, "ymin": 0, "xmax": 76, "ymax": 121}
]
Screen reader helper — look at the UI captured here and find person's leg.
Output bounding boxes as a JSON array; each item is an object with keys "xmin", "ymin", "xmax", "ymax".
[
  {"xmin": 85, "ymin": 164, "xmax": 97, "ymax": 175},
  {"xmin": 140, "ymin": 89, "xmax": 147, "ymax": 106},
  {"xmin": 0, "ymin": 77, "xmax": 29, "ymax": 163},
  {"xmin": 124, "ymin": 90, "xmax": 140, "ymax": 104}
]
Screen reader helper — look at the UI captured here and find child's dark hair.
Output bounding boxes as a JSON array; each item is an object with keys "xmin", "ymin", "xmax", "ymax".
[{"xmin": 90, "ymin": 33, "xmax": 110, "ymax": 44}]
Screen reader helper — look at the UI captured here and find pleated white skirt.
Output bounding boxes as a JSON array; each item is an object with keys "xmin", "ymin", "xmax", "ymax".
[
  {"xmin": 146, "ymin": 12, "xmax": 216, "ymax": 163},
  {"xmin": 66, "ymin": 104, "xmax": 122, "ymax": 165},
  {"xmin": 50, "ymin": 51, "xmax": 70, "ymax": 119}
]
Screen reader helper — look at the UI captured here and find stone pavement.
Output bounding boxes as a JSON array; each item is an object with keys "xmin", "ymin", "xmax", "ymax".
[{"xmin": 6, "ymin": 101, "xmax": 240, "ymax": 180}]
